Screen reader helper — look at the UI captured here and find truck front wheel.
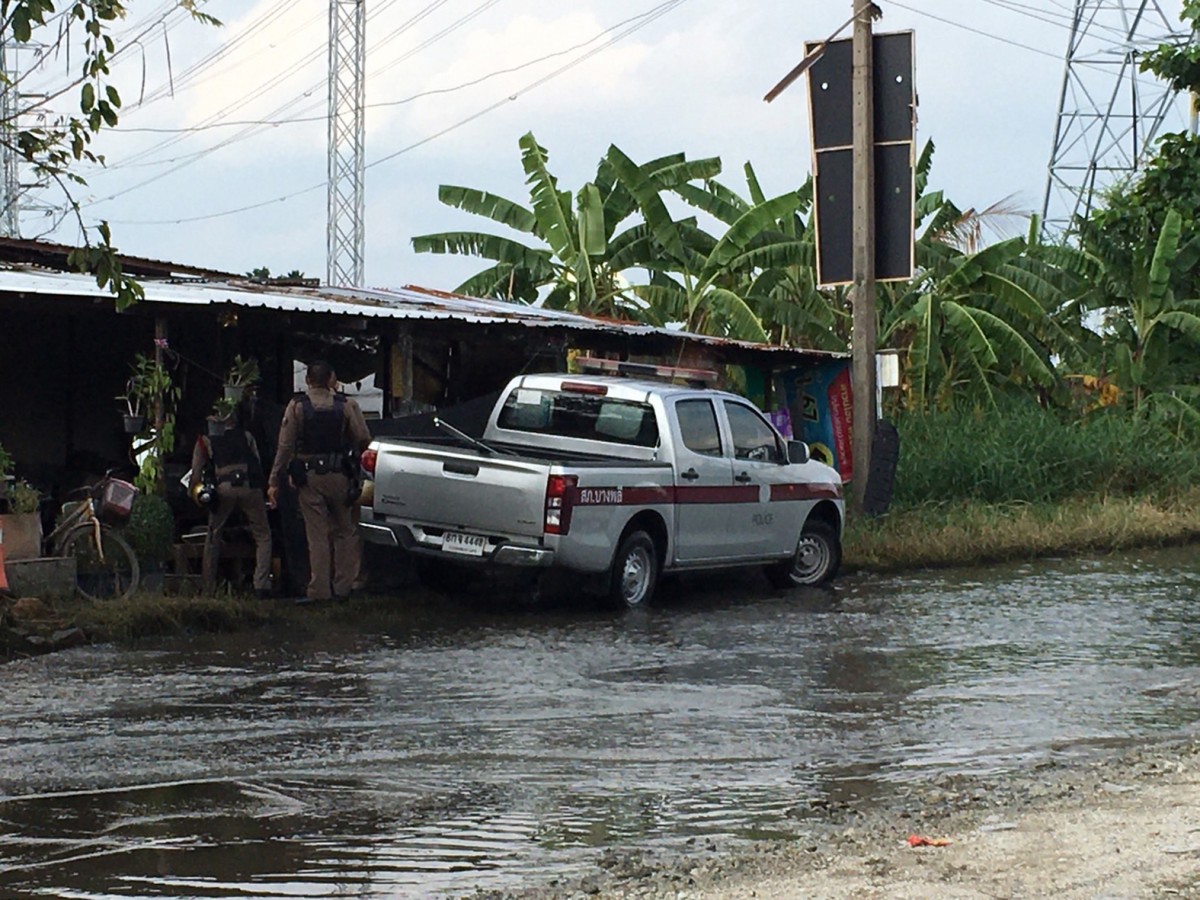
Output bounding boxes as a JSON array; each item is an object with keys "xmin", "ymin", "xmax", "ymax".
[
  {"xmin": 765, "ymin": 519, "xmax": 841, "ymax": 588},
  {"xmin": 609, "ymin": 530, "xmax": 659, "ymax": 608}
]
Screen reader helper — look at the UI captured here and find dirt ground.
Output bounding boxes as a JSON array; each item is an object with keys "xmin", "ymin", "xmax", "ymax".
[{"xmin": 482, "ymin": 738, "xmax": 1200, "ymax": 899}]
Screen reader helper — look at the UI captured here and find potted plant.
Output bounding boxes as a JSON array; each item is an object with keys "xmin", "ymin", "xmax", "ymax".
[
  {"xmin": 223, "ymin": 354, "xmax": 260, "ymax": 402},
  {"xmin": 118, "ymin": 377, "xmax": 146, "ymax": 434},
  {"xmin": 0, "ymin": 448, "xmax": 42, "ymax": 559},
  {"xmin": 124, "ymin": 492, "xmax": 175, "ymax": 593},
  {"xmin": 208, "ymin": 395, "xmax": 239, "ymax": 436}
]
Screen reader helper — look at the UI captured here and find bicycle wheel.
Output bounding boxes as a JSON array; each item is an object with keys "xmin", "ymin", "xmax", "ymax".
[{"xmin": 58, "ymin": 524, "xmax": 141, "ymax": 602}]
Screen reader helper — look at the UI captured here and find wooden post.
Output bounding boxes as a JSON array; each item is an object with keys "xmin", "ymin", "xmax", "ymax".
[{"xmin": 850, "ymin": 0, "xmax": 877, "ymax": 514}]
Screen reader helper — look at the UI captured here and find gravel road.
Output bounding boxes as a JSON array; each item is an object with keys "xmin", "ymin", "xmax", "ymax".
[{"xmin": 480, "ymin": 738, "xmax": 1200, "ymax": 899}]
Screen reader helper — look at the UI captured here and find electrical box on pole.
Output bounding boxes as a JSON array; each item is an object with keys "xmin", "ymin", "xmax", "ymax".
[{"xmin": 807, "ymin": 30, "xmax": 915, "ymax": 287}]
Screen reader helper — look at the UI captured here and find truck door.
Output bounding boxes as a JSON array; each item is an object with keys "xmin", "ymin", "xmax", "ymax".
[
  {"xmin": 721, "ymin": 400, "xmax": 808, "ymax": 558},
  {"xmin": 670, "ymin": 398, "xmax": 737, "ymax": 562}
]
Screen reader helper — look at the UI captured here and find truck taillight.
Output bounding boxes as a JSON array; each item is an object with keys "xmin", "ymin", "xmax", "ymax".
[
  {"xmin": 360, "ymin": 448, "xmax": 378, "ymax": 476},
  {"xmin": 544, "ymin": 474, "xmax": 578, "ymax": 535}
]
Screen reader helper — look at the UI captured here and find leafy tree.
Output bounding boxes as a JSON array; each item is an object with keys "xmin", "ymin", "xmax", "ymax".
[
  {"xmin": 0, "ymin": 1, "xmax": 218, "ymax": 309},
  {"xmin": 1140, "ymin": 0, "xmax": 1200, "ymax": 95}
]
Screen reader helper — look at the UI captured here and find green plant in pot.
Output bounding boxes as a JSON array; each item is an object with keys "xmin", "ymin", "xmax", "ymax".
[
  {"xmin": 125, "ymin": 492, "xmax": 175, "ymax": 575},
  {"xmin": 224, "ymin": 354, "xmax": 260, "ymax": 402},
  {"xmin": 117, "ymin": 378, "xmax": 146, "ymax": 435},
  {"xmin": 10, "ymin": 480, "xmax": 40, "ymax": 515},
  {"xmin": 208, "ymin": 395, "xmax": 239, "ymax": 436}
]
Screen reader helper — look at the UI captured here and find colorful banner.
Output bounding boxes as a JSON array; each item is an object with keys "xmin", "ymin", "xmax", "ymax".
[{"xmin": 775, "ymin": 360, "xmax": 854, "ymax": 482}]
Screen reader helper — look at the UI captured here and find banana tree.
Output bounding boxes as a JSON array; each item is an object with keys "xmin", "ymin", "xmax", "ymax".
[
  {"xmin": 667, "ymin": 164, "xmax": 845, "ymax": 349},
  {"xmin": 1073, "ymin": 208, "xmax": 1200, "ymax": 416},
  {"xmin": 868, "ymin": 142, "xmax": 1071, "ymax": 411},
  {"xmin": 412, "ymin": 133, "xmax": 720, "ymax": 319},
  {"xmin": 629, "ymin": 187, "xmax": 807, "ymax": 342}
]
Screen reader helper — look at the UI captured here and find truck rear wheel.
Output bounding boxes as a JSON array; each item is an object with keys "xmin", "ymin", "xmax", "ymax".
[
  {"xmin": 765, "ymin": 519, "xmax": 841, "ymax": 588},
  {"xmin": 609, "ymin": 530, "xmax": 658, "ymax": 608}
]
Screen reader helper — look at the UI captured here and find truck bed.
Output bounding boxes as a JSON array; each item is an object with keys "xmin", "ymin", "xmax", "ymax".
[{"xmin": 369, "ymin": 436, "xmax": 669, "ymax": 541}]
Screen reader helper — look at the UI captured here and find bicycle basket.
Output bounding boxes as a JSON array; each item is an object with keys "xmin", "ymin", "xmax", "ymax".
[{"xmin": 100, "ymin": 478, "xmax": 139, "ymax": 520}]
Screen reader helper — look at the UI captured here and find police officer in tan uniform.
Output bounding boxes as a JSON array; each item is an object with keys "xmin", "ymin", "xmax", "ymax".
[
  {"xmin": 190, "ymin": 410, "xmax": 273, "ymax": 597},
  {"xmin": 267, "ymin": 361, "xmax": 371, "ymax": 603}
]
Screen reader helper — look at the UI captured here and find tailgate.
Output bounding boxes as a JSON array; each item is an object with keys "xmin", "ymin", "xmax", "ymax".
[{"xmin": 372, "ymin": 443, "xmax": 550, "ymax": 538}]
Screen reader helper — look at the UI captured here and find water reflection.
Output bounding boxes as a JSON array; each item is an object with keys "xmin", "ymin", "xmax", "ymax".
[{"xmin": 1, "ymin": 545, "xmax": 1198, "ymax": 897}]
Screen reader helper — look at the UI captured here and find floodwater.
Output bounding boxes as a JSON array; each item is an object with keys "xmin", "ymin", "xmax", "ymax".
[{"xmin": 2, "ymin": 545, "xmax": 1200, "ymax": 898}]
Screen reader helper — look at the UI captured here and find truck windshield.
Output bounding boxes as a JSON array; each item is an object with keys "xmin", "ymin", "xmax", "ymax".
[{"xmin": 496, "ymin": 388, "xmax": 659, "ymax": 448}]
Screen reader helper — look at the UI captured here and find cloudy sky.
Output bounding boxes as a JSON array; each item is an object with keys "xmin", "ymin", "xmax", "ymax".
[{"xmin": 14, "ymin": 0, "xmax": 1193, "ymax": 290}]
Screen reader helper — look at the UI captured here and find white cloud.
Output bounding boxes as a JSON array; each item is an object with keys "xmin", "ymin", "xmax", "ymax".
[{"xmin": 21, "ymin": 0, "xmax": 1190, "ymax": 291}]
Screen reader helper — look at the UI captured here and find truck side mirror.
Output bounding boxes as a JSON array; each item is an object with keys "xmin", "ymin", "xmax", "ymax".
[{"xmin": 786, "ymin": 440, "xmax": 809, "ymax": 465}]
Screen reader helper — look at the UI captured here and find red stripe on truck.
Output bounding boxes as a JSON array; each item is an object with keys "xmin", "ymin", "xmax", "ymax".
[
  {"xmin": 568, "ymin": 482, "xmax": 839, "ymax": 507},
  {"xmin": 769, "ymin": 482, "xmax": 843, "ymax": 501}
]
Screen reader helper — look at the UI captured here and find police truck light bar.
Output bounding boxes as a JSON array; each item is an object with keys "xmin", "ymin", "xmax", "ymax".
[{"xmin": 575, "ymin": 356, "xmax": 719, "ymax": 385}]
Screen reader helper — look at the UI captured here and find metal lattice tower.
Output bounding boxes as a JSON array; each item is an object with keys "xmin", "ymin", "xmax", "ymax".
[
  {"xmin": 1, "ymin": 41, "xmax": 21, "ymax": 238},
  {"xmin": 327, "ymin": 0, "xmax": 366, "ymax": 287},
  {"xmin": 1042, "ymin": 1, "xmax": 1189, "ymax": 237}
]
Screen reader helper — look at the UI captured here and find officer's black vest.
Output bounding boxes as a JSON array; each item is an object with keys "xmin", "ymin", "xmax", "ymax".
[
  {"xmin": 298, "ymin": 394, "xmax": 347, "ymax": 455},
  {"xmin": 210, "ymin": 428, "xmax": 264, "ymax": 487}
]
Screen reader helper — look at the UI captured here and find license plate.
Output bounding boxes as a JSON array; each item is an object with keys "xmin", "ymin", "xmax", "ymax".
[{"xmin": 443, "ymin": 531, "xmax": 487, "ymax": 557}]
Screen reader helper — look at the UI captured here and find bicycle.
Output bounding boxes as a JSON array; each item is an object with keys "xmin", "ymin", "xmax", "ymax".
[{"xmin": 46, "ymin": 473, "xmax": 141, "ymax": 602}]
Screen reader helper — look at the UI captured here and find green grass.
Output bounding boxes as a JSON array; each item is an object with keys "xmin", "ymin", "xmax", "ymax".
[
  {"xmin": 891, "ymin": 402, "xmax": 1200, "ymax": 506},
  {"xmin": 846, "ymin": 489, "xmax": 1200, "ymax": 572},
  {"xmin": 65, "ymin": 589, "xmax": 275, "ymax": 644}
]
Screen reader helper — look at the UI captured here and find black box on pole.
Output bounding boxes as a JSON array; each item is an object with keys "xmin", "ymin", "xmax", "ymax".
[{"xmin": 807, "ymin": 30, "xmax": 916, "ymax": 286}]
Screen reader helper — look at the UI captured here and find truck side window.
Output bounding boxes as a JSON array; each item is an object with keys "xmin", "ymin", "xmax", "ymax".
[
  {"xmin": 675, "ymin": 399, "xmax": 722, "ymax": 456},
  {"xmin": 724, "ymin": 401, "xmax": 780, "ymax": 462}
]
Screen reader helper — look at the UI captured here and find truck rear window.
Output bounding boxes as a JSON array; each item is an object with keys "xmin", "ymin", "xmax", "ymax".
[{"xmin": 496, "ymin": 388, "xmax": 659, "ymax": 447}]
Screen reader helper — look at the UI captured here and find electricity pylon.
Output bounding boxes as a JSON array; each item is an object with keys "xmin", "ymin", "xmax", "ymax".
[
  {"xmin": 327, "ymin": 0, "xmax": 366, "ymax": 287},
  {"xmin": 1, "ymin": 41, "xmax": 21, "ymax": 238},
  {"xmin": 1041, "ymin": 0, "xmax": 1188, "ymax": 238}
]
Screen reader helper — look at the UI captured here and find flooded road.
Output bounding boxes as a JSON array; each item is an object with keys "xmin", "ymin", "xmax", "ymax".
[{"xmin": 2, "ymin": 545, "xmax": 1200, "ymax": 898}]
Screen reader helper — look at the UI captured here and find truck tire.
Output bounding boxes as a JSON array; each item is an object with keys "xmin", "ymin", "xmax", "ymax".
[
  {"xmin": 609, "ymin": 530, "xmax": 659, "ymax": 608},
  {"xmin": 765, "ymin": 519, "xmax": 841, "ymax": 589}
]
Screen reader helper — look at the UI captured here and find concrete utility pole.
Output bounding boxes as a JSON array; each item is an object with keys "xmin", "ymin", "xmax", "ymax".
[{"xmin": 849, "ymin": 0, "xmax": 877, "ymax": 514}]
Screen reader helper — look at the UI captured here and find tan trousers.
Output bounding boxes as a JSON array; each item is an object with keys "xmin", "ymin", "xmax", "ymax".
[
  {"xmin": 204, "ymin": 484, "xmax": 272, "ymax": 592},
  {"xmin": 297, "ymin": 471, "xmax": 359, "ymax": 600}
]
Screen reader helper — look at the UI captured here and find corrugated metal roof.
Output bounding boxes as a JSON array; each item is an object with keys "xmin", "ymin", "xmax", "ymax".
[
  {"xmin": 0, "ymin": 263, "xmax": 845, "ymax": 359},
  {"xmin": 0, "ymin": 236, "xmax": 239, "ymax": 279}
]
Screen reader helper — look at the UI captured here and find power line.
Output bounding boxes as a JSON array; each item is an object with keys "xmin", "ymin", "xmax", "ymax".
[
  {"xmin": 886, "ymin": 0, "xmax": 1061, "ymax": 58},
  {"xmin": 87, "ymin": 0, "xmax": 668, "ymax": 197},
  {"xmin": 103, "ymin": 0, "xmax": 691, "ymax": 226},
  {"xmin": 99, "ymin": 0, "xmax": 445, "ymax": 171},
  {"xmin": 111, "ymin": 17, "xmax": 657, "ymax": 136}
]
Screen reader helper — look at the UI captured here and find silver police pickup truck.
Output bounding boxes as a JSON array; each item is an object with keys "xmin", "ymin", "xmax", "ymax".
[{"xmin": 358, "ymin": 365, "xmax": 845, "ymax": 606}]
